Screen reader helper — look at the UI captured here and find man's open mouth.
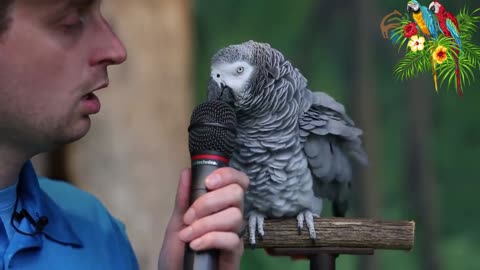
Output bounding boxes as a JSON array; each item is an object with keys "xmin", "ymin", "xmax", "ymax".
[{"xmin": 82, "ymin": 93, "xmax": 96, "ymax": 100}]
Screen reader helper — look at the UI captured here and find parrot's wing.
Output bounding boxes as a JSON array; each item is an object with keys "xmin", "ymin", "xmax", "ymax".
[
  {"xmin": 300, "ymin": 91, "xmax": 367, "ymax": 206},
  {"xmin": 446, "ymin": 18, "xmax": 462, "ymax": 49},
  {"xmin": 420, "ymin": 6, "xmax": 438, "ymax": 38}
]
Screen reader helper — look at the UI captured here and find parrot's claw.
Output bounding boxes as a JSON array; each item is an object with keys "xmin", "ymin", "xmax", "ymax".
[
  {"xmin": 296, "ymin": 210, "xmax": 319, "ymax": 241},
  {"xmin": 296, "ymin": 211, "xmax": 305, "ymax": 232},
  {"xmin": 248, "ymin": 212, "xmax": 265, "ymax": 246}
]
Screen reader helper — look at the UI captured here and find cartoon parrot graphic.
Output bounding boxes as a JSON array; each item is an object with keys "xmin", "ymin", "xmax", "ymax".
[
  {"xmin": 407, "ymin": 0, "xmax": 441, "ymax": 92},
  {"xmin": 430, "ymin": 1, "xmax": 463, "ymax": 96},
  {"xmin": 407, "ymin": 0, "xmax": 439, "ymax": 38}
]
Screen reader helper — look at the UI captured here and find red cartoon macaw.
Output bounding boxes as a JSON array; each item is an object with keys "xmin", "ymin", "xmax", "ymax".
[{"xmin": 429, "ymin": 1, "xmax": 463, "ymax": 96}]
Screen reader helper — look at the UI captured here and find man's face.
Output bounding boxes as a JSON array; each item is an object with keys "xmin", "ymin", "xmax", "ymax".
[{"xmin": 0, "ymin": 0, "xmax": 126, "ymax": 154}]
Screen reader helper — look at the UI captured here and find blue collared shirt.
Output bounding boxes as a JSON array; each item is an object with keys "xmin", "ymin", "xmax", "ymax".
[{"xmin": 2, "ymin": 161, "xmax": 139, "ymax": 269}]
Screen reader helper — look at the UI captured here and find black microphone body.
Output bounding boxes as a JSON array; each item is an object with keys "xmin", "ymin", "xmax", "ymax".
[
  {"xmin": 184, "ymin": 101, "xmax": 237, "ymax": 270},
  {"xmin": 184, "ymin": 151, "xmax": 229, "ymax": 270},
  {"xmin": 189, "ymin": 150, "xmax": 230, "ymax": 204}
]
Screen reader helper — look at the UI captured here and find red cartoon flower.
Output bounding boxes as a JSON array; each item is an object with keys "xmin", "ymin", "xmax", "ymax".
[{"xmin": 404, "ymin": 22, "xmax": 418, "ymax": 39}]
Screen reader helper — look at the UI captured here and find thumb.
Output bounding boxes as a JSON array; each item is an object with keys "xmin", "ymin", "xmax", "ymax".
[
  {"xmin": 170, "ymin": 168, "xmax": 192, "ymax": 228},
  {"xmin": 158, "ymin": 168, "xmax": 191, "ymax": 270}
]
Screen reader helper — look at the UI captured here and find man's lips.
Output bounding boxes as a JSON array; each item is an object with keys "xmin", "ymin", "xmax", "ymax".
[
  {"xmin": 80, "ymin": 81, "xmax": 109, "ymax": 114},
  {"xmin": 83, "ymin": 81, "xmax": 109, "ymax": 97},
  {"xmin": 80, "ymin": 93, "xmax": 101, "ymax": 114}
]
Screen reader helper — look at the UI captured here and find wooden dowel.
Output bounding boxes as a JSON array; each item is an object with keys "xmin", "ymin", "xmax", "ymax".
[
  {"xmin": 267, "ymin": 247, "xmax": 374, "ymax": 256},
  {"xmin": 242, "ymin": 218, "xmax": 415, "ymax": 251}
]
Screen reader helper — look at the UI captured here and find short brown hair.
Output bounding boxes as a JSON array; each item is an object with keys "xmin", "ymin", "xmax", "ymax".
[{"xmin": 0, "ymin": 0, "xmax": 14, "ymax": 34}]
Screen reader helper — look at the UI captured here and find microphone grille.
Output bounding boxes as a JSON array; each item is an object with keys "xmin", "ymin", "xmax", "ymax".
[{"xmin": 188, "ymin": 100, "xmax": 237, "ymax": 156}]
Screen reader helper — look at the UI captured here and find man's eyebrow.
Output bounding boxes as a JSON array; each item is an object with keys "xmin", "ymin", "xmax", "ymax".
[
  {"xmin": 27, "ymin": 0, "xmax": 99, "ymax": 22},
  {"xmin": 32, "ymin": 0, "xmax": 96, "ymax": 8},
  {"xmin": 31, "ymin": 0, "xmax": 97, "ymax": 12},
  {"xmin": 66, "ymin": 0, "xmax": 97, "ymax": 9}
]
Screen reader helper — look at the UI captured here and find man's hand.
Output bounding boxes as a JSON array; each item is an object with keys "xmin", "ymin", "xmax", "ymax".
[{"xmin": 158, "ymin": 167, "xmax": 249, "ymax": 270}]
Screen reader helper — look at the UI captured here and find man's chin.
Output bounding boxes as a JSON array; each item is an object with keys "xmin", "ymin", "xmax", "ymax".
[
  {"xmin": 59, "ymin": 116, "xmax": 92, "ymax": 144},
  {"xmin": 28, "ymin": 117, "xmax": 92, "ymax": 157}
]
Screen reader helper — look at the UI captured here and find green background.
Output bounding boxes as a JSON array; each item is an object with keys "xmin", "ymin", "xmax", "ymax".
[{"xmin": 193, "ymin": 1, "xmax": 480, "ymax": 269}]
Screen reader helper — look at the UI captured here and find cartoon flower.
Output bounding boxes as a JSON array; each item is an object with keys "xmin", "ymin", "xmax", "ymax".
[
  {"xmin": 407, "ymin": 35, "xmax": 425, "ymax": 52},
  {"xmin": 404, "ymin": 22, "xmax": 418, "ymax": 38},
  {"xmin": 432, "ymin": 45, "xmax": 448, "ymax": 64}
]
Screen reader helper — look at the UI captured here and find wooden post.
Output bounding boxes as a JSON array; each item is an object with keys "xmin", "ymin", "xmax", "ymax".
[
  {"xmin": 243, "ymin": 218, "xmax": 415, "ymax": 270},
  {"xmin": 310, "ymin": 254, "xmax": 335, "ymax": 270},
  {"xmin": 243, "ymin": 218, "xmax": 415, "ymax": 249}
]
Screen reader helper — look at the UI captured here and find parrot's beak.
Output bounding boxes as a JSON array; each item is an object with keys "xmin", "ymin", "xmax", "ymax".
[
  {"xmin": 207, "ymin": 77, "xmax": 235, "ymax": 104},
  {"xmin": 407, "ymin": 2, "xmax": 418, "ymax": 13},
  {"xmin": 220, "ymin": 82, "xmax": 227, "ymax": 90},
  {"xmin": 218, "ymin": 82, "xmax": 235, "ymax": 104}
]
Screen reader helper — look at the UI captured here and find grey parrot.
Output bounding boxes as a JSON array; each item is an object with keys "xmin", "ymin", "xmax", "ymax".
[{"xmin": 207, "ymin": 40, "xmax": 368, "ymax": 245}]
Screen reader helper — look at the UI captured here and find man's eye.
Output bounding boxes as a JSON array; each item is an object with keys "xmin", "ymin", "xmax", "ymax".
[{"xmin": 61, "ymin": 16, "xmax": 85, "ymax": 32}]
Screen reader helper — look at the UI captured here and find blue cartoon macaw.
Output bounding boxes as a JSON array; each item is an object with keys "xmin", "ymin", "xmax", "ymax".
[
  {"xmin": 407, "ymin": 0, "xmax": 442, "ymax": 91},
  {"xmin": 407, "ymin": 0, "xmax": 439, "ymax": 38}
]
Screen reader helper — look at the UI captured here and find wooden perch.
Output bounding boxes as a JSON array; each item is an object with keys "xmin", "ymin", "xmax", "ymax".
[{"xmin": 242, "ymin": 218, "xmax": 415, "ymax": 251}]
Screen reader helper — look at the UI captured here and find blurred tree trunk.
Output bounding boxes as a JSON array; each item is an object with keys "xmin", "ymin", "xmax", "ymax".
[
  {"xmin": 406, "ymin": 80, "xmax": 441, "ymax": 270},
  {"xmin": 294, "ymin": 0, "xmax": 339, "ymax": 70},
  {"xmin": 350, "ymin": 0, "xmax": 381, "ymax": 269},
  {"xmin": 64, "ymin": 1, "xmax": 193, "ymax": 269}
]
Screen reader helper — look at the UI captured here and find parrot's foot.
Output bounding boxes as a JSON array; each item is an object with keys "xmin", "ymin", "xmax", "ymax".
[
  {"xmin": 296, "ymin": 210, "xmax": 319, "ymax": 242},
  {"xmin": 248, "ymin": 211, "xmax": 265, "ymax": 247}
]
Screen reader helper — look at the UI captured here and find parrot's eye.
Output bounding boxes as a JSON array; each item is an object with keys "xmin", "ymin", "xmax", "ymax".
[{"xmin": 237, "ymin": 67, "xmax": 244, "ymax": 74}]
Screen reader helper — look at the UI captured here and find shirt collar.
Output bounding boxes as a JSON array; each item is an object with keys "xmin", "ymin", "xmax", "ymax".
[{"xmin": 17, "ymin": 161, "xmax": 83, "ymax": 247}]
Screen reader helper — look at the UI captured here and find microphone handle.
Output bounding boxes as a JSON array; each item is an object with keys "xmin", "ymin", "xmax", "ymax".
[{"xmin": 184, "ymin": 151, "xmax": 229, "ymax": 270}]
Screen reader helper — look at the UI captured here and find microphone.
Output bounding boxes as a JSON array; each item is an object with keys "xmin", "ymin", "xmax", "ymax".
[
  {"xmin": 10, "ymin": 190, "xmax": 49, "ymax": 236},
  {"xmin": 184, "ymin": 100, "xmax": 237, "ymax": 270},
  {"xmin": 12, "ymin": 209, "xmax": 49, "ymax": 235}
]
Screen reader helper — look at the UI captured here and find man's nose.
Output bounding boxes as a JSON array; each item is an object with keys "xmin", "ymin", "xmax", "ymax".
[{"xmin": 90, "ymin": 17, "xmax": 127, "ymax": 66}]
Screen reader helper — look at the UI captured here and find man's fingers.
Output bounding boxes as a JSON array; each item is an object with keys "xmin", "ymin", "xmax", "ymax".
[
  {"xmin": 205, "ymin": 167, "xmax": 249, "ymax": 191},
  {"xmin": 179, "ymin": 207, "xmax": 244, "ymax": 242},
  {"xmin": 188, "ymin": 231, "xmax": 243, "ymax": 252},
  {"xmin": 183, "ymin": 183, "xmax": 244, "ymax": 225}
]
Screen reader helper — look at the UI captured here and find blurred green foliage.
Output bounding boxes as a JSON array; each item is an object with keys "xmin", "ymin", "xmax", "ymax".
[{"xmin": 193, "ymin": 0, "xmax": 480, "ymax": 269}]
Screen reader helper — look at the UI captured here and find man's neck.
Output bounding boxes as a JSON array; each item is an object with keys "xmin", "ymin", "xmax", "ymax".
[{"xmin": 0, "ymin": 145, "xmax": 30, "ymax": 189}]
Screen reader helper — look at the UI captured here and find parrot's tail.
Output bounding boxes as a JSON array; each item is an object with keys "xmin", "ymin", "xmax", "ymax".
[
  {"xmin": 430, "ymin": 45, "xmax": 438, "ymax": 92},
  {"xmin": 332, "ymin": 200, "xmax": 348, "ymax": 218},
  {"xmin": 432, "ymin": 59, "xmax": 438, "ymax": 93},
  {"xmin": 454, "ymin": 48, "xmax": 463, "ymax": 97},
  {"xmin": 332, "ymin": 181, "xmax": 351, "ymax": 218}
]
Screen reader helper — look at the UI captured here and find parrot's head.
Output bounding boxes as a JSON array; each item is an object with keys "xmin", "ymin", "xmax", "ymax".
[
  {"xmin": 407, "ymin": 1, "xmax": 420, "ymax": 13},
  {"xmin": 208, "ymin": 40, "xmax": 262, "ymax": 106},
  {"xmin": 208, "ymin": 40, "xmax": 284, "ymax": 111},
  {"xmin": 429, "ymin": 1, "xmax": 442, "ymax": 14}
]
